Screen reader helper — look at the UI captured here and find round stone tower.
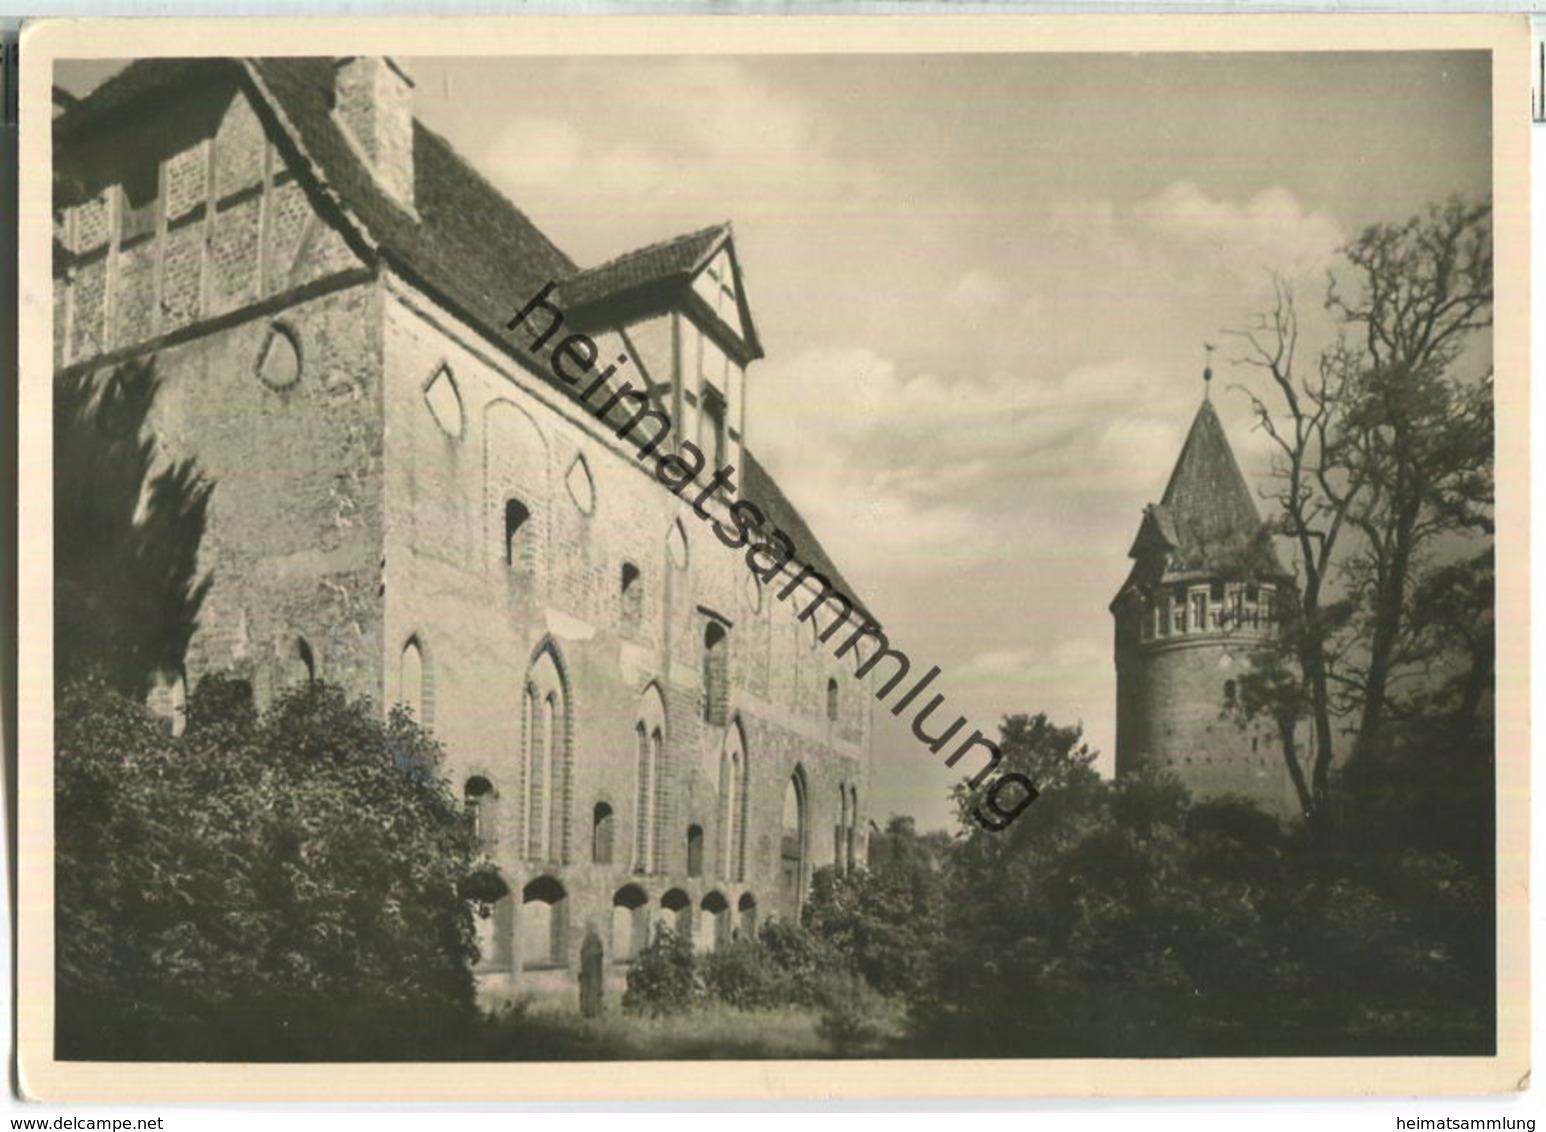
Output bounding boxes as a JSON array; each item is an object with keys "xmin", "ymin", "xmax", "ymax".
[{"xmin": 1110, "ymin": 376, "xmax": 1302, "ymax": 818}]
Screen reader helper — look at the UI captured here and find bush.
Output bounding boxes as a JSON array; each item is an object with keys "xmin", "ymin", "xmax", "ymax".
[
  {"xmin": 813, "ymin": 973, "xmax": 890, "ymax": 1056},
  {"xmin": 55, "ymin": 677, "xmax": 481, "ymax": 1060},
  {"xmin": 622, "ymin": 926, "xmax": 700, "ymax": 1016},
  {"xmin": 699, "ymin": 938, "xmax": 779, "ymax": 1010}
]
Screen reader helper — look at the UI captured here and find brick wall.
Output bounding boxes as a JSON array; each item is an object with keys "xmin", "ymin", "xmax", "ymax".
[
  {"xmin": 56, "ymin": 80, "xmax": 362, "ymax": 370},
  {"xmin": 1115, "ymin": 624, "xmax": 1298, "ymax": 818},
  {"xmin": 382, "ymin": 278, "xmax": 869, "ymax": 999}
]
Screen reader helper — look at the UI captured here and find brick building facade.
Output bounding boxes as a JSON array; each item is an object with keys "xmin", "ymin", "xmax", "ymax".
[
  {"xmin": 53, "ymin": 57, "xmax": 874, "ymax": 1003},
  {"xmin": 1109, "ymin": 384, "xmax": 1305, "ymax": 819}
]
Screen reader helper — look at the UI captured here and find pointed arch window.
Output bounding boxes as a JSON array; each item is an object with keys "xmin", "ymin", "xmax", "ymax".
[
  {"xmin": 780, "ymin": 768, "xmax": 808, "ymax": 919},
  {"xmin": 505, "ymin": 499, "xmax": 532, "ymax": 569},
  {"xmin": 702, "ymin": 617, "xmax": 729, "ymax": 726},
  {"xmin": 399, "ymin": 636, "xmax": 431, "ymax": 726},
  {"xmin": 592, "ymin": 802, "xmax": 615, "ymax": 865},
  {"xmin": 620, "ymin": 561, "xmax": 643, "ymax": 632},
  {"xmin": 521, "ymin": 647, "xmax": 570, "ymax": 864},
  {"xmin": 721, "ymin": 723, "xmax": 749, "ymax": 883},
  {"xmin": 634, "ymin": 723, "xmax": 653, "ymax": 872},
  {"xmin": 633, "ymin": 686, "xmax": 667, "ymax": 875}
]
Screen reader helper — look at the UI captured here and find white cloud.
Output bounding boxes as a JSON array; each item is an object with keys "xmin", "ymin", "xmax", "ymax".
[
  {"xmin": 1132, "ymin": 181, "xmax": 1345, "ymax": 271},
  {"xmin": 945, "ymin": 268, "xmax": 1011, "ymax": 312},
  {"xmin": 478, "ymin": 58, "xmax": 883, "ymax": 240}
]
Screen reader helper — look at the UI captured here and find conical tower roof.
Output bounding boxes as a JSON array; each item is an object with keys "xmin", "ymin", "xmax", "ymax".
[{"xmin": 1122, "ymin": 398, "xmax": 1286, "ymax": 585}]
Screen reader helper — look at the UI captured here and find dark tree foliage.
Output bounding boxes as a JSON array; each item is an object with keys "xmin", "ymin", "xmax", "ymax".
[
  {"xmin": 910, "ymin": 712, "xmax": 1492, "ymax": 1058},
  {"xmin": 1232, "ymin": 197, "xmax": 1493, "ymax": 822},
  {"xmin": 802, "ymin": 817, "xmax": 951, "ymax": 997},
  {"xmin": 54, "ymin": 360, "xmax": 213, "ymax": 700},
  {"xmin": 55, "ymin": 677, "xmax": 481, "ymax": 1061}
]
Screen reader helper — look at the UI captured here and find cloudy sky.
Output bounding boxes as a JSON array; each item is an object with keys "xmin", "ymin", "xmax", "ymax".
[{"xmin": 65, "ymin": 50, "xmax": 1494, "ymax": 831}]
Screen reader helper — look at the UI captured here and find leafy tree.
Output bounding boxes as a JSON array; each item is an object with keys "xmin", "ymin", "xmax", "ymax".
[
  {"xmin": 803, "ymin": 816, "xmax": 951, "ymax": 997},
  {"xmin": 915, "ymin": 710, "xmax": 1491, "ymax": 1057},
  {"xmin": 55, "ymin": 677, "xmax": 480, "ymax": 1061},
  {"xmin": 1232, "ymin": 198, "xmax": 1493, "ymax": 820},
  {"xmin": 54, "ymin": 360, "xmax": 213, "ymax": 699}
]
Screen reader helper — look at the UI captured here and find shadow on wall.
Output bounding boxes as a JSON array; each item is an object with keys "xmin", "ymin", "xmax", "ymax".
[{"xmin": 54, "ymin": 358, "xmax": 215, "ymax": 700}]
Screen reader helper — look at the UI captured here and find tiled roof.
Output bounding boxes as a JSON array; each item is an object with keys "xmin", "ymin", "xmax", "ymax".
[
  {"xmin": 251, "ymin": 58, "xmax": 581, "ymax": 381},
  {"xmin": 57, "ymin": 58, "xmax": 858, "ymax": 612},
  {"xmin": 741, "ymin": 450, "xmax": 873, "ymax": 624},
  {"xmin": 563, "ymin": 224, "xmax": 727, "ymax": 310},
  {"xmin": 1124, "ymin": 399, "xmax": 1287, "ymax": 584}
]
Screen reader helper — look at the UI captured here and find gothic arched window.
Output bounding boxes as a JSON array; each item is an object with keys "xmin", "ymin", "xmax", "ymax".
[
  {"xmin": 521, "ymin": 646, "xmax": 570, "ymax": 863},
  {"xmin": 593, "ymin": 802, "xmax": 615, "ymax": 865},
  {"xmin": 399, "ymin": 636, "xmax": 430, "ymax": 725},
  {"xmin": 721, "ymin": 722, "xmax": 749, "ymax": 882},
  {"xmin": 634, "ymin": 685, "xmax": 667, "ymax": 874},
  {"xmin": 505, "ymin": 499, "xmax": 532, "ymax": 569},
  {"xmin": 780, "ymin": 767, "xmax": 808, "ymax": 918}
]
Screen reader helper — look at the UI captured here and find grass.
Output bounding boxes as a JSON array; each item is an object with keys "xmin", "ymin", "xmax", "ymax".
[{"xmin": 469, "ymin": 996, "xmax": 909, "ymax": 1061}]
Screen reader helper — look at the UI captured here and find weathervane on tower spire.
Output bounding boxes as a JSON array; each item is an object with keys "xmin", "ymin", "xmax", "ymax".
[{"xmin": 1203, "ymin": 342, "xmax": 1215, "ymax": 401}]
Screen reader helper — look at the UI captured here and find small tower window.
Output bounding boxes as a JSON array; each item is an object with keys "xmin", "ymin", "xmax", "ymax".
[
  {"xmin": 826, "ymin": 677, "xmax": 839, "ymax": 723},
  {"xmin": 1224, "ymin": 679, "xmax": 1237, "ymax": 706}
]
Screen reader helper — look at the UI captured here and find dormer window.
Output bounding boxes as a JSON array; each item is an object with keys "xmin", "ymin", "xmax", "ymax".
[{"xmin": 700, "ymin": 387, "xmax": 727, "ymax": 474}]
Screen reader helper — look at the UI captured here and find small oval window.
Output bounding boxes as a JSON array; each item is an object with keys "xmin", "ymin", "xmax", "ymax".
[
  {"xmin": 257, "ymin": 324, "xmax": 301, "ymax": 390},
  {"xmin": 565, "ymin": 454, "xmax": 596, "ymax": 515},
  {"xmin": 667, "ymin": 518, "xmax": 689, "ymax": 570},
  {"xmin": 423, "ymin": 364, "xmax": 463, "ymax": 439}
]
